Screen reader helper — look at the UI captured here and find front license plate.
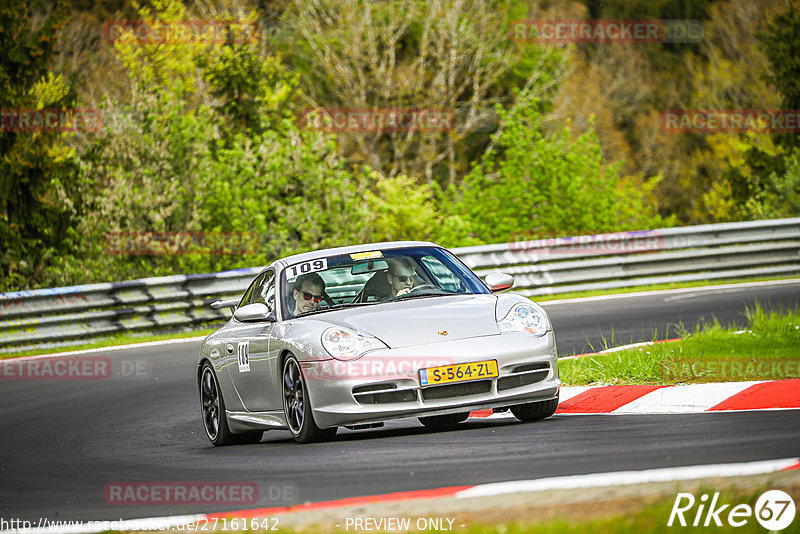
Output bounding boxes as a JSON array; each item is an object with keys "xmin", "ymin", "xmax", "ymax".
[{"xmin": 418, "ymin": 360, "xmax": 499, "ymax": 386}]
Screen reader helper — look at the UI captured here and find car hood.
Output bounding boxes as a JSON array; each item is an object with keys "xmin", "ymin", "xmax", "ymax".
[{"xmin": 318, "ymin": 294, "xmax": 500, "ymax": 348}]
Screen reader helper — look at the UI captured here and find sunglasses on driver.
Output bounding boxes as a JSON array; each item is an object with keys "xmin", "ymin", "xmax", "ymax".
[{"xmin": 298, "ymin": 290, "xmax": 324, "ymax": 303}]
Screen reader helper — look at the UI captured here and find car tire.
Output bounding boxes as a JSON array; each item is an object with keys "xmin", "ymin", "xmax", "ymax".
[
  {"xmin": 282, "ymin": 354, "xmax": 337, "ymax": 444},
  {"xmin": 510, "ymin": 396, "xmax": 559, "ymax": 422},
  {"xmin": 200, "ymin": 362, "xmax": 263, "ymax": 446},
  {"xmin": 418, "ymin": 412, "xmax": 470, "ymax": 428}
]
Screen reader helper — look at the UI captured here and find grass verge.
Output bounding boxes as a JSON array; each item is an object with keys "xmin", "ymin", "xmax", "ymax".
[
  {"xmin": 532, "ymin": 275, "xmax": 799, "ymax": 302},
  {"xmin": 559, "ymin": 304, "xmax": 800, "ymax": 385},
  {"xmin": 0, "ymin": 328, "xmax": 216, "ymax": 360},
  {"xmin": 447, "ymin": 486, "xmax": 798, "ymax": 534}
]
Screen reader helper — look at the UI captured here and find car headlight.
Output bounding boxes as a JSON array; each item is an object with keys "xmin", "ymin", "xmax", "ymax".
[
  {"xmin": 498, "ymin": 303, "xmax": 548, "ymax": 336},
  {"xmin": 321, "ymin": 327, "xmax": 387, "ymax": 361}
]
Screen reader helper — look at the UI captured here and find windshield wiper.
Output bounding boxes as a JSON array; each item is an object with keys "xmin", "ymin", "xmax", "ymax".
[
  {"xmin": 296, "ymin": 300, "xmax": 381, "ymax": 317},
  {"xmin": 394, "ymin": 291, "xmax": 452, "ymax": 301}
]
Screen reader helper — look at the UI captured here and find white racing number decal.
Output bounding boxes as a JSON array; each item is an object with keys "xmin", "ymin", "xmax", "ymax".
[
  {"xmin": 287, "ymin": 258, "xmax": 328, "ymax": 278},
  {"xmin": 237, "ymin": 342, "xmax": 250, "ymax": 373}
]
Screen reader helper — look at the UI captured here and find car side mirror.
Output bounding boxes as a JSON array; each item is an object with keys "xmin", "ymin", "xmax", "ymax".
[
  {"xmin": 233, "ymin": 303, "xmax": 275, "ymax": 322},
  {"xmin": 484, "ymin": 272, "xmax": 514, "ymax": 292},
  {"xmin": 210, "ymin": 297, "xmax": 241, "ymax": 314}
]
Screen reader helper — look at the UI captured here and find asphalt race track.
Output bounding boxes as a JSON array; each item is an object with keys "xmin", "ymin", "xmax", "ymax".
[
  {"xmin": 543, "ymin": 279, "xmax": 800, "ymax": 355},
  {"xmin": 1, "ymin": 280, "xmax": 799, "ymax": 523}
]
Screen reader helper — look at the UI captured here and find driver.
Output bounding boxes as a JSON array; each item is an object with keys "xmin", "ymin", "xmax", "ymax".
[
  {"xmin": 292, "ymin": 272, "xmax": 326, "ymax": 316},
  {"xmin": 386, "ymin": 257, "xmax": 417, "ymax": 298}
]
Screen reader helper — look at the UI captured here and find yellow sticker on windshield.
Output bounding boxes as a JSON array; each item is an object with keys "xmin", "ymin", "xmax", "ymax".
[{"xmin": 350, "ymin": 251, "xmax": 383, "ymax": 260}]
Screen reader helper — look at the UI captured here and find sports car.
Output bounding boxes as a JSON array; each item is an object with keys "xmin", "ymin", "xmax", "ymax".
[{"xmin": 198, "ymin": 241, "xmax": 559, "ymax": 444}]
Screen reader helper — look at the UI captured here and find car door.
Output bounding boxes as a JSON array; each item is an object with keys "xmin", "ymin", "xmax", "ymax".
[{"xmin": 226, "ymin": 269, "xmax": 279, "ymax": 412}]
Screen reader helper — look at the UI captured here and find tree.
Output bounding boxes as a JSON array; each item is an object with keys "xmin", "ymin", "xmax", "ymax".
[
  {"xmin": 436, "ymin": 92, "xmax": 666, "ymax": 246},
  {"xmin": 655, "ymin": 0, "xmax": 785, "ymax": 223},
  {"xmin": 750, "ymin": 148, "xmax": 800, "ymax": 219},
  {"xmin": 366, "ymin": 174, "xmax": 437, "ymax": 242},
  {"xmin": 0, "ymin": 0, "xmax": 81, "ymax": 291},
  {"xmin": 281, "ymin": 0, "xmax": 568, "ymax": 186},
  {"xmin": 68, "ymin": 0, "xmax": 374, "ymax": 282},
  {"xmin": 759, "ymin": 0, "xmax": 800, "ymax": 148}
]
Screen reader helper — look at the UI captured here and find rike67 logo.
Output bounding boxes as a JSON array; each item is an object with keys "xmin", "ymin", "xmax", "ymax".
[{"xmin": 668, "ymin": 490, "xmax": 796, "ymax": 530}]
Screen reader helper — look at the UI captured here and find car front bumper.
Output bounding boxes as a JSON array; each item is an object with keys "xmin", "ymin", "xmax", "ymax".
[{"xmin": 301, "ymin": 331, "xmax": 559, "ymax": 428}]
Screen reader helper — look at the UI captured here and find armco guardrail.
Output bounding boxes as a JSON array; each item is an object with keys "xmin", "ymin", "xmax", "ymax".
[
  {"xmin": 455, "ymin": 218, "xmax": 800, "ymax": 297},
  {"xmin": 0, "ymin": 268, "xmax": 263, "ymax": 352},
  {"xmin": 1, "ymin": 218, "xmax": 799, "ymax": 352}
]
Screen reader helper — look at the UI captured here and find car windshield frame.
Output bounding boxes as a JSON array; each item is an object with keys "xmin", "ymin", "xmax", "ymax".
[{"xmin": 280, "ymin": 246, "xmax": 490, "ymax": 318}]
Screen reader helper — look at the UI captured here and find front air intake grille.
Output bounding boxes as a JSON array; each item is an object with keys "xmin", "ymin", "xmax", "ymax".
[
  {"xmin": 497, "ymin": 369, "xmax": 548, "ymax": 391},
  {"xmin": 354, "ymin": 389, "xmax": 416, "ymax": 405},
  {"xmin": 498, "ymin": 362, "xmax": 550, "ymax": 392},
  {"xmin": 513, "ymin": 362, "xmax": 549, "ymax": 373},
  {"xmin": 353, "ymin": 383, "xmax": 397, "ymax": 394},
  {"xmin": 421, "ymin": 380, "xmax": 491, "ymax": 401}
]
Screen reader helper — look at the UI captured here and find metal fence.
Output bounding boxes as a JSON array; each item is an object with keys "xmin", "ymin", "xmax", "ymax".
[
  {"xmin": 455, "ymin": 218, "xmax": 800, "ymax": 297},
  {"xmin": 0, "ymin": 269, "xmax": 261, "ymax": 352},
  {"xmin": 1, "ymin": 218, "xmax": 798, "ymax": 352}
]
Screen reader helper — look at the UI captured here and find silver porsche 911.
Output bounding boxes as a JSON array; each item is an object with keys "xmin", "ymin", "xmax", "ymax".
[{"xmin": 198, "ymin": 242, "xmax": 560, "ymax": 445}]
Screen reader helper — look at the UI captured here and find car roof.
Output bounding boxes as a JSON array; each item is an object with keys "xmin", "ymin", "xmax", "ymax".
[{"xmin": 277, "ymin": 241, "xmax": 440, "ymax": 267}]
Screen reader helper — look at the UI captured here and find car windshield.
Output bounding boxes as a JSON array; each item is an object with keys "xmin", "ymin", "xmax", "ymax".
[{"xmin": 281, "ymin": 246, "xmax": 489, "ymax": 317}]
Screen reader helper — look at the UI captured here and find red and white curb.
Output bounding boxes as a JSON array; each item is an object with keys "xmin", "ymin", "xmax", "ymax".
[
  {"xmin": 8, "ymin": 458, "xmax": 798, "ymax": 533},
  {"xmin": 467, "ymin": 379, "xmax": 800, "ymax": 420},
  {"xmin": 454, "ymin": 457, "xmax": 800, "ymax": 498}
]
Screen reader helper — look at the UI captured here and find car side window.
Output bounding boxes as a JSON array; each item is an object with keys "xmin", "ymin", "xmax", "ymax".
[
  {"xmin": 240, "ymin": 271, "xmax": 271, "ymax": 307},
  {"xmin": 259, "ymin": 271, "xmax": 276, "ymax": 311},
  {"xmin": 239, "ymin": 273, "xmax": 262, "ymax": 307}
]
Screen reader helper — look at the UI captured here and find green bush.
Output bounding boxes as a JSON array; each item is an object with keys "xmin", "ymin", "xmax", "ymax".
[
  {"xmin": 435, "ymin": 92, "xmax": 667, "ymax": 246},
  {"xmin": 0, "ymin": 0, "xmax": 81, "ymax": 291},
  {"xmin": 56, "ymin": 0, "xmax": 374, "ymax": 285}
]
